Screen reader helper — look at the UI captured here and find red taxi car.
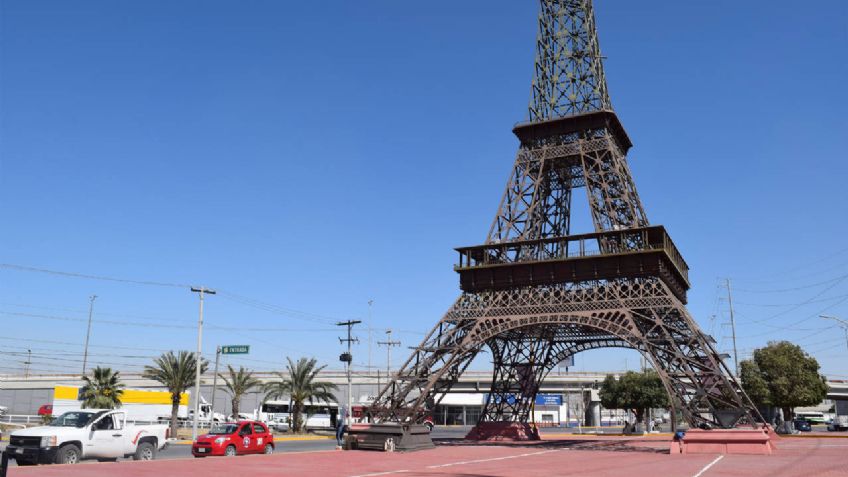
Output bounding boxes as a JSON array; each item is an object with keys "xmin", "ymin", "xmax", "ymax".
[{"xmin": 192, "ymin": 421, "xmax": 274, "ymax": 457}]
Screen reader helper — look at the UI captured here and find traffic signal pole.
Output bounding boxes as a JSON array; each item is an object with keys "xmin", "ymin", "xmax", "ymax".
[{"xmin": 337, "ymin": 320, "xmax": 361, "ymax": 429}]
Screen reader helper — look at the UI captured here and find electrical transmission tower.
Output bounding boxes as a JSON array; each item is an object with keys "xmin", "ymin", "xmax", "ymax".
[{"xmin": 356, "ymin": 0, "xmax": 762, "ymax": 449}]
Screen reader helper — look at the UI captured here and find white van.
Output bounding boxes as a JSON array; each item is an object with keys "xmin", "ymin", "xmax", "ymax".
[{"xmin": 256, "ymin": 400, "xmax": 338, "ymax": 431}]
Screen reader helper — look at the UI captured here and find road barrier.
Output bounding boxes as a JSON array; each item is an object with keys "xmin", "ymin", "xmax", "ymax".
[{"xmin": 0, "ymin": 415, "xmax": 40, "ymax": 426}]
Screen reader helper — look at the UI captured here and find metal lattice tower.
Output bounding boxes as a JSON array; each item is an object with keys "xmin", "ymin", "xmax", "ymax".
[{"xmin": 367, "ymin": 0, "xmax": 761, "ymax": 437}]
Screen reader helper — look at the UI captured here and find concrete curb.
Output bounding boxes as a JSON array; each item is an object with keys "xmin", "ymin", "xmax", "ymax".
[{"xmin": 172, "ymin": 435, "xmax": 333, "ymax": 445}]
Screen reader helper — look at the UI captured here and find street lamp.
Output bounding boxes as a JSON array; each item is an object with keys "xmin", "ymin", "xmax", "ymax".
[
  {"xmin": 820, "ymin": 315, "xmax": 848, "ymax": 351},
  {"xmin": 190, "ymin": 287, "xmax": 216, "ymax": 441}
]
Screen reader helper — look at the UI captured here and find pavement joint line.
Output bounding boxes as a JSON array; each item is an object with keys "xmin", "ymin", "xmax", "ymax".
[
  {"xmin": 425, "ymin": 449, "xmax": 560, "ymax": 469},
  {"xmin": 348, "ymin": 471, "xmax": 409, "ymax": 477},
  {"xmin": 691, "ymin": 455, "xmax": 724, "ymax": 477}
]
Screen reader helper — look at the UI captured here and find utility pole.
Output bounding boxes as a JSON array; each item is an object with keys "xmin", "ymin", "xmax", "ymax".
[
  {"xmin": 82, "ymin": 295, "xmax": 97, "ymax": 377},
  {"xmin": 820, "ymin": 315, "xmax": 848, "ymax": 351},
  {"xmin": 210, "ymin": 346, "xmax": 222, "ymax": 421},
  {"xmin": 337, "ymin": 320, "xmax": 361, "ymax": 429},
  {"xmin": 725, "ymin": 278, "xmax": 740, "ymax": 377},
  {"xmin": 377, "ymin": 329, "xmax": 400, "ymax": 379},
  {"xmin": 190, "ymin": 287, "xmax": 215, "ymax": 441}
]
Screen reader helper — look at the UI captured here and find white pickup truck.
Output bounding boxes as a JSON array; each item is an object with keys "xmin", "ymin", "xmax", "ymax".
[{"xmin": 6, "ymin": 409, "xmax": 169, "ymax": 465}]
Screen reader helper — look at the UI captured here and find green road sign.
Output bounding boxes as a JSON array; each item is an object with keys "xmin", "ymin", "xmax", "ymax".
[{"xmin": 221, "ymin": 345, "xmax": 250, "ymax": 355}]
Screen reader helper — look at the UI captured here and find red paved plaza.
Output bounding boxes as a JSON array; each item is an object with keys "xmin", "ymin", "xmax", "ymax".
[{"xmin": 8, "ymin": 435, "xmax": 848, "ymax": 477}]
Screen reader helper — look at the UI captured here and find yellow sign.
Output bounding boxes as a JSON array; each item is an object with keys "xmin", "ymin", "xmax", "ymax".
[{"xmin": 54, "ymin": 386, "xmax": 188, "ymax": 406}]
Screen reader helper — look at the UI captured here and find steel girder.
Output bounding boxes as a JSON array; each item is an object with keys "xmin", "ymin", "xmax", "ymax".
[
  {"xmin": 529, "ymin": 0, "xmax": 611, "ymax": 120},
  {"xmin": 488, "ymin": 123, "xmax": 648, "ymax": 244},
  {"xmin": 370, "ymin": 278, "xmax": 762, "ymax": 429}
]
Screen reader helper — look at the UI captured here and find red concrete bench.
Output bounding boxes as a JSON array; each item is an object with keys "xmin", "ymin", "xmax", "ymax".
[{"xmin": 670, "ymin": 428, "xmax": 775, "ymax": 455}]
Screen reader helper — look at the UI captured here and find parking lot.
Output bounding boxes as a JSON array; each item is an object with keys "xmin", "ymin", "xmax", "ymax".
[{"xmin": 4, "ymin": 432, "xmax": 848, "ymax": 477}]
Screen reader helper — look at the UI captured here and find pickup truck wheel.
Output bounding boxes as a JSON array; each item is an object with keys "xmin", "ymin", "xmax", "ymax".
[
  {"xmin": 133, "ymin": 441, "xmax": 157, "ymax": 461},
  {"xmin": 56, "ymin": 444, "xmax": 82, "ymax": 464},
  {"xmin": 224, "ymin": 445, "xmax": 237, "ymax": 457},
  {"xmin": 263, "ymin": 443, "xmax": 274, "ymax": 454}
]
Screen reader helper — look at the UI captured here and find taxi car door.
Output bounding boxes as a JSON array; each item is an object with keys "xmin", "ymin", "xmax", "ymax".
[
  {"xmin": 252, "ymin": 423, "xmax": 269, "ymax": 453},
  {"xmin": 237, "ymin": 424, "xmax": 253, "ymax": 454}
]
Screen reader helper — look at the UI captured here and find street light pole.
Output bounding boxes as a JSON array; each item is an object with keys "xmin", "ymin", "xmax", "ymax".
[
  {"xmin": 820, "ymin": 315, "xmax": 848, "ymax": 351},
  {"xmin": 191, "ymin": 287, "xmax": 215, "ymax": 441},
  {"xmin": 82, "ymin": 295, "xmax": 97, "ymax": 376},
  {"xmin": 210, "ymin": 346, "xmax": 222, "ymax": 422},
  {"xmin": 24, "ymin": 349, "xmax": 31, "ymax": 378}
]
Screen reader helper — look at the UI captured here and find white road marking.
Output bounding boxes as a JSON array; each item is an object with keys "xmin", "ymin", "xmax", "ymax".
[
  {"xmin": 426, "ymin": 449, "xmax": 560, "ymax": 469},
  {"xmin": 348, "ymin": 471, "xmax": 409, "ymax": 477},
  {"xmin": 781, "ymin": 444, "xmax": 848, "ymax": 447},
  {"xmin": 692, "ymin": 455, "xmax": 724, "ymax": 477}
]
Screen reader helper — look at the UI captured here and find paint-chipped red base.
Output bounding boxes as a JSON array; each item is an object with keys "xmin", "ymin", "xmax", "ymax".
[
  {"xmin": 465, "ymin": 422, "xmax": 541, "ymax": 441},
  {"xmin": 670, "ymin": 428, "xmax": 774, "ymax": 455}
]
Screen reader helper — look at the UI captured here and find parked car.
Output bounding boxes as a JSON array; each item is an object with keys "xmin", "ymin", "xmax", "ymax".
[
  {"xmin": 6, "ymin": 410, "xmax": 169, "ymax": 465},
  {"xmin": 192, "ymin": 421, "xmax": 274, "ymax": 457},
  {"xmin": 793, "ymin": 419, "xmax": 812, "ymax": 432}
]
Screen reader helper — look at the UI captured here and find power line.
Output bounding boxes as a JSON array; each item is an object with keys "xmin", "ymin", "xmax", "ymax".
[
  {"xmin": 0, "ymin": 263, "xmax": 191, "ymax": 288},
  {"xmin": 732, "ymin": 272, "xmax": 848, "ymax": 294},
  {"xmin": 734, "ymin": 293, "xmax": 848, "ymax": 308},
  {"xmin": 736, "ymin": 293, "xmax": 848, "ymax": 338},
  {"xmin": 0, "ymin": 263, "xmax": 346, "ymax": 326},
  {"xmin": 733, "ymin": 248, "xmax": 848, "ymax": 285},
  {"xmin": 0, "ymin": 310, "xmax": 338, "ymax": 333},
  {"xmin": 216, "ymin": 290, "xmax": 340, "ymax": 325}
]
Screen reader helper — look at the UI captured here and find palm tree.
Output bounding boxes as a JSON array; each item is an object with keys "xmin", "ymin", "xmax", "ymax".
[
  {"xmin": 221, "ymin": 365, "xmax": 262, "ymax": 420},
  {"xmin": 263, "ymin": 357, "xmax": 338, "ymax": 432},
  {"xmin": 79, "ymin": 367, "xmax": 125, "ymax": 409},
  {"xmin": 142, "ymin": 351, "xmax": 208, "ymax": 435}
]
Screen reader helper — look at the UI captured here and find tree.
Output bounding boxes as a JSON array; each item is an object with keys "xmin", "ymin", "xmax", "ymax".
[
  {"xmin": 740, "ymin": 341, "xmax": 827, "ymax": 432},
  {"xmin": 79, "ymin": 367, "xmax": 125, "ymax": 409},
  {"xmin": 221, "ymin": 365, "xmax": 262, "ymax": 420},
  {"xmin": 263, "ymin": 357, "xmax": 338, "ymax": 433},
  {"xmin": 599, "ymin": 370, "xmax": 669, "ymax": 430},
  {"xmin": 142, "ymin": 351, "xmax": 209, "ymax": 435}
]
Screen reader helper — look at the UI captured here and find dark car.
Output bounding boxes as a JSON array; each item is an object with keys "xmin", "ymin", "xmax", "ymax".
[{"xmin": 793, "ymin": 419, "xmax": 812, "ymax": 432}]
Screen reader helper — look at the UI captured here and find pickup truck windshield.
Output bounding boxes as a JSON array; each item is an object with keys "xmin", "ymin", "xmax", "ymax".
[
  {"xmin": 209, "ymin": 423, "xmax": 239, "ymax": 434},
  {"xmin": 50, "ymin": 411, "xmax": 99, "ymax": 428}
]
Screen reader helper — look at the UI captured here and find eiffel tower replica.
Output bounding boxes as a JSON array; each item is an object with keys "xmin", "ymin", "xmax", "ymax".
[{"xmin": 350, "ymin": 0, "xmax": 762, "ymax": 451}]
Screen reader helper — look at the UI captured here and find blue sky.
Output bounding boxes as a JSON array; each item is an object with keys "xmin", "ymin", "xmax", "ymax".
[{"xmin": 1, "ymin": 1, "xmax": 847, "ymax": 379}]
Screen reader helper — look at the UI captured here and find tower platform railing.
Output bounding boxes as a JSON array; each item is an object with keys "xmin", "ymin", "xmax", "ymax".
[{"xmin": 454, "ymin": 225, "xmax": 690, "ymax": 299}]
